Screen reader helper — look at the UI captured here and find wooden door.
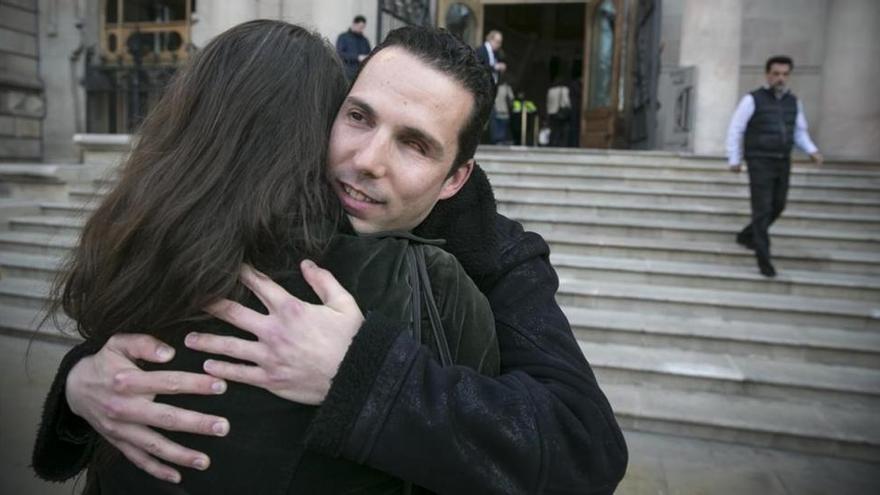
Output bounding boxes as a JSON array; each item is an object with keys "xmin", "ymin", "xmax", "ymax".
[{"xmin": 580, "ymin": 0, "xmax": 625, "ymax": 148}]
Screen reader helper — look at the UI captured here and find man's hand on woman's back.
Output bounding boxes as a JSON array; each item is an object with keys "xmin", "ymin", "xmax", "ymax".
[{"xmin": 66, "ymin": 333, "xmax": 230, "ymax": 483}]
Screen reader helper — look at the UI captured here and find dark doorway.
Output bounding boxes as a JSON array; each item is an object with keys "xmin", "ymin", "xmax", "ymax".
[{"xmin": 484, "ymin": 3, "xmax": 586, "ymax": 145}]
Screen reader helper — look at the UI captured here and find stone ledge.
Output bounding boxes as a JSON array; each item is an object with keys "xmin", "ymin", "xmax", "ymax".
[{"xmin": 73, "ymin": 133, "xmax": 132, "ymax": 151}]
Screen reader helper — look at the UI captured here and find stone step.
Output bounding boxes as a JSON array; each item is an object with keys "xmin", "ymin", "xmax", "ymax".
[
  {"xmin": 542, "ymin": 232, "xmax": 880, "ymax": 275},
  {"xmin": 0, "ymin": 231, "xmax": 77, "ymax": 256},
  {"xmin": 0, "ymin": 277, "xmax": 51, "ymax": 309},
  {"xmin": 551, "ymin": 254, "xmax": 880, "ymax": 301},
  {"xmin": 509, "ymin": 210, "xmax": 880, "ymax": 253},
  {"xmin": 497, "ymin": 195, "xmax": 880, "ymax": 233},
  {"xmin": 478, "ymin": 155, "xmax": 880, "ymax": 187},
  {"xmin": 557, "ymin": 279, "xmax": 879, "ymax": 332},
  {"xmin": 0, "ymin": 303, "xmax": 76, "ymax": 343},
  {"xmin": 603, "ymin": 383, "xmax": 880, "ymax": 462},
  {"xmin": 483, "ymin": 168, "xmax": 880, "ymax": 199},
  {"xmin": 476, "ymin": 148, "xmax": 880, "ymax": 179},
  {"xmin": 0, "ymin": 199, "xmax": 40, "ymax": 227},
  {"xmin": 581, "ymin": 341, "xmax": 880, "ymax": 409},
  {"xmin": 489, "ymin": 179, "xmax": 880, "ymax": 216},
  {"xmin": 8, "ymin": 215, "xmax": 84, "ymax": 236},
  {"xmin": 565, "ymin": 307, "xmax": 880, "ymax": 369},
  {"xmin": 0, "ymin": 251, "xmax": 63, "ymax": 282},
  {"xmin": 39, "ymin": 201, "xmax": 96, "ymax": 217}
]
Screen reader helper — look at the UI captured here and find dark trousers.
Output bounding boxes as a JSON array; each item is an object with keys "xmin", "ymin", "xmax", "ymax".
[
  {"xmin": 738, "ymin": 157, "xmax": 791, "ymax": 260},
  {"xmin": 549, "ymin": 114, "xmax": 570, "ymax": 147}
]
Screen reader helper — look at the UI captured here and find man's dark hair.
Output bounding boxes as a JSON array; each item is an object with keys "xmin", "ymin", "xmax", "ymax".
[
  {"xmin": 765, "ymin": 55, "xmax": 793, "ymax": 73},
  {"xmin": 359, "ymin": 26, "xmax": 495, "ymax": 171},
  {"xmin": 353, "ymin": 15, "xmax": 366, "ymax": 24}
]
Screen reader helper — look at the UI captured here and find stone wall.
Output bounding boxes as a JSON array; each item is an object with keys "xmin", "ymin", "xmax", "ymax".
[
  {"xmin": 191, "ymin": 0, "xmax": 380, "ymax": 51},
  {"xmin": 36, "ymin": 0, "xmax": 96, "ymax": 162},
  {"xmin": 659, "ymin": 0, "xmax": 879, "ymax": 160},
  {"xmin": 0, "ymin": 0, "xmax": 43, "ymax": 161}
]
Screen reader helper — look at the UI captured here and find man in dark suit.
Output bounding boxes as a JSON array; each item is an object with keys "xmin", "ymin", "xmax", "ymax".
[{"xmin": 476, "ymin": 30, "xmax": 506, "ymax": 83}]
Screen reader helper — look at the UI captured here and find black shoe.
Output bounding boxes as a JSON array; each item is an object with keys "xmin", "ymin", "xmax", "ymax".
[
  {"xmin": 757, "ymin": 256, "xmax": 776, "ymax": 277},
  {"xmin": 736, "ymin": 234, "xmax": 756, "ymax": 250}
]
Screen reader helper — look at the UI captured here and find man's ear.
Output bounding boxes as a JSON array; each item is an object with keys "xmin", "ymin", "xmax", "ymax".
[{"xmin": 438, "ymin": 159, "xmax": 475, "ymax": 200}]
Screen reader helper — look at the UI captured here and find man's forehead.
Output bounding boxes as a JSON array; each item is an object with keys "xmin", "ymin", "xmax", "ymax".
[{"xmin": 351, "ymin": 47, "xmax": 472, "ymax": 116}]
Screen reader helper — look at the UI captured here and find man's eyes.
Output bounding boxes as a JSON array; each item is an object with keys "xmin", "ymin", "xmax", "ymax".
[{"xmin": 348, "ymin": 110, "xmax": 366, "ymax": 122}]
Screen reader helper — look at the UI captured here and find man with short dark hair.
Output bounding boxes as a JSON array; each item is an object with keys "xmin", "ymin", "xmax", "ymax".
[
  {"xmin": 336, "ymin": 15, "xmax": 371, "ymax": 80},
  {"xmin": 34, "ymin": 27, "xmax": 627, "ymax": 494},
  {"xmin": 726, "ymin": 55, "xmax": 823, "ymax": 277}
]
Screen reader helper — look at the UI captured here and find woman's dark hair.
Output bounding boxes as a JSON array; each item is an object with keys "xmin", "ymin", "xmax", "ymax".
[
  {"xmin": 765, "ymin": 55, "xmax": 793, "ymax": 73},
  {"xmin": 54, "ymin": 20, "xmax": 348, "ymax": 341},
  {"xmin": 360, "ymin": 26, "xmax": 495, "ymax": 171}
]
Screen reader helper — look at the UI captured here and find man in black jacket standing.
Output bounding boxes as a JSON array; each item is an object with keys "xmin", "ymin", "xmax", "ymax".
[
  {"xmin": 34, "ymin": 27, "xmax": 627, "ymax": 494},
  {"xmin": 336, "ymin": 15, "xmax": 371, "ymax": 81},
  {"xmin": 726, "ymin": 55, "xmax": 823, "ymax": 277}
]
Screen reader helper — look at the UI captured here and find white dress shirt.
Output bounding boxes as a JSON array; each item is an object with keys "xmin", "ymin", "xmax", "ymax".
[
  {"xmin": 484, "ymin": 41, "xmax": 496, "ymax": 67},
  {"xmin": 725, "ymin": 92, "xmax": 819, "ymax": 165}
]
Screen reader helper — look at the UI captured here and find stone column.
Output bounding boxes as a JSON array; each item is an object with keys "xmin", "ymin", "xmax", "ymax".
[
  {"xmin": 678, "ymin": 0, "xmax": 742, "ymax": 155},
  {"xmin": 191, "ymin": 0, "xmax": 260, "ymax": 47},
  {"xmin": 817, "ymin": 0, "xmax": 880, "ymax": 160}
]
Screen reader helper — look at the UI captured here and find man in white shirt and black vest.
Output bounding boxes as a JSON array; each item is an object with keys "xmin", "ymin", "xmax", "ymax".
[{"xmin": 726, "ymin": 55, "xmax": 823, "ymax": 277}]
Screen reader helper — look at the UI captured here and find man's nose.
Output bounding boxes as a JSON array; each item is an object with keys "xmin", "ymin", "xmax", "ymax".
[{"xmin": 353, "ymin": 133, "xmax": 389, "ymax": 178}]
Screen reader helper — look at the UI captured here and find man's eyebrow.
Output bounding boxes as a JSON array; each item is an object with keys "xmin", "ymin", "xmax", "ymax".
[
  {"xmin": 399, "ymin": 126, "xmax": 444, "ymax": 158},
  {"xmin": 345, "ymin": 96, "xmax": 376, "ymax": 118}
]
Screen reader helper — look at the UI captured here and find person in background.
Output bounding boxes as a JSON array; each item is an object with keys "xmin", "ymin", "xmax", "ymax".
[
  {"xmin": 336, "ymin": 15, "xmax": 371, "ymax": 81},
  {"xmin": 547, "ymin": 77, "xmax": 572, "ymax": 147},
  {"xmin": 491, "ymin": 74, "xmax": 514, "ymax": 144},
  {"xmin": 567, "ymin": 60, "xmax": 583, "ymax": 147},
  {"xmin": 476, "ymin": 30, "xmax": 506, "ymax": 83},
  {"xmin": 511, "ymin": 91, "xmax": 537, "ymax": 146},
  {"xmin": 726, "ymin": 55, "xmax": 823, "ymax": 278}
]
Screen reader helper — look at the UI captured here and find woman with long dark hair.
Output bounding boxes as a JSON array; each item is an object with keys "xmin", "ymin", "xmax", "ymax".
[{"xmin": 36, "ymin": 20, "xmax": 497, "ymax": 493}]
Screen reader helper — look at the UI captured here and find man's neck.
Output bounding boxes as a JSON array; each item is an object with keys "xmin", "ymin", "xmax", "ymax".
[{"xmin": 762, "ymin": 84, "xmax": 789, "ymax": 99}]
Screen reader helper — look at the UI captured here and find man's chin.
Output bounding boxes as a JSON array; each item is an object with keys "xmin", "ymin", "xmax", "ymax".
[{"xmin": 346, "ymin": 214, "xmax": 383, "ymax": 235}]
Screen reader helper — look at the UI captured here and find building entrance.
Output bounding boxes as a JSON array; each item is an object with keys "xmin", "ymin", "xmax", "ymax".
[
  {"xmin": 475, "ymin": 0, "xmax": 660, "ymax": 149},
  {"xmin": 483, "ymin": 3, "xmax": 585, "ymax": 147}
]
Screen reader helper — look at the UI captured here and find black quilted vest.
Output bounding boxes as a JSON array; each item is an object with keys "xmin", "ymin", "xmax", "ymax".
[{"xmin": 744, "ymin": 87, "xmax": 798, "ymax": 160}]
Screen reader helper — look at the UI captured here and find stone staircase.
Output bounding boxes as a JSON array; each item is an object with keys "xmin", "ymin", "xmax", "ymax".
[
  {"xmin": 476, "ymin": 147, "xmax": 880, "ymax": 463},
  {"xmin": 1, "ymin": 139, "xmax": 879, "ymax": 464}
]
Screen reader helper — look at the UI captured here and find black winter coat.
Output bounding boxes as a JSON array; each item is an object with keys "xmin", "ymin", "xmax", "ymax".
[{"xmin": 32, "ymin": 166, "xmax": 628, "ymax": 494}]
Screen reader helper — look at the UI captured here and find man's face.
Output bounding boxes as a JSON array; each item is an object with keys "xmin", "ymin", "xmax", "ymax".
[
  {"xmin": 351, "ymin": 21, "xmax": 365, "ymax": 34},
  {"xmin": 327, "ymin": 47, "xmax": 475, "ymax": 234},
  {"xmin": 489, "ymin": 33, "xmax": 502, "ymax": 51},
  {"xmin": 765, "ymin": 63, "xmax": 791, "ymax": 90}
]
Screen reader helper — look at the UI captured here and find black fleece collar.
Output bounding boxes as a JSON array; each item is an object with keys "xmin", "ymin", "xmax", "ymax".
[{"xmin": 413, "ymin": 164, "xmax": 500, "ymax": 278}]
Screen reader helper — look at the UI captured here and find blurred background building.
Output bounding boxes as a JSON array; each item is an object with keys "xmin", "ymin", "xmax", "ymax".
[{"xmin": 1, "ymin": 0, "xmax": 877, "ymax": 160}]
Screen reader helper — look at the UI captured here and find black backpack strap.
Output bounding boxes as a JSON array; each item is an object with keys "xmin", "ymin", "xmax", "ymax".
[{"xmin": 414, "ymin": 244, "xmax": 453, "ymax": 367}]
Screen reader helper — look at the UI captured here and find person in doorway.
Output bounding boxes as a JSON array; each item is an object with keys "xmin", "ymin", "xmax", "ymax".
[
  {"xmin": 476, "ymin": 29, "xmax": 506, "ymax": 83},
  {"xmin": 547, "ymin": 77, "xmax": 573, "ymax": 147},
  {"xmin": 511, "ymin": 91, "xmax": 538, "ymax": 146},
  {"xmin": 726, "ymin": 55, "xmax": 823, "ymax": 277},
  {"xmin": 33, "ymin": 26, "xmax": 628, "ymax": 494},
  {"xmin": 336, "ymin": 15, "xmax": 371, "ymax": 81},
  {"xmin": 491, "ymin": 74, "xmax": 514, "ymax": 144}
]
